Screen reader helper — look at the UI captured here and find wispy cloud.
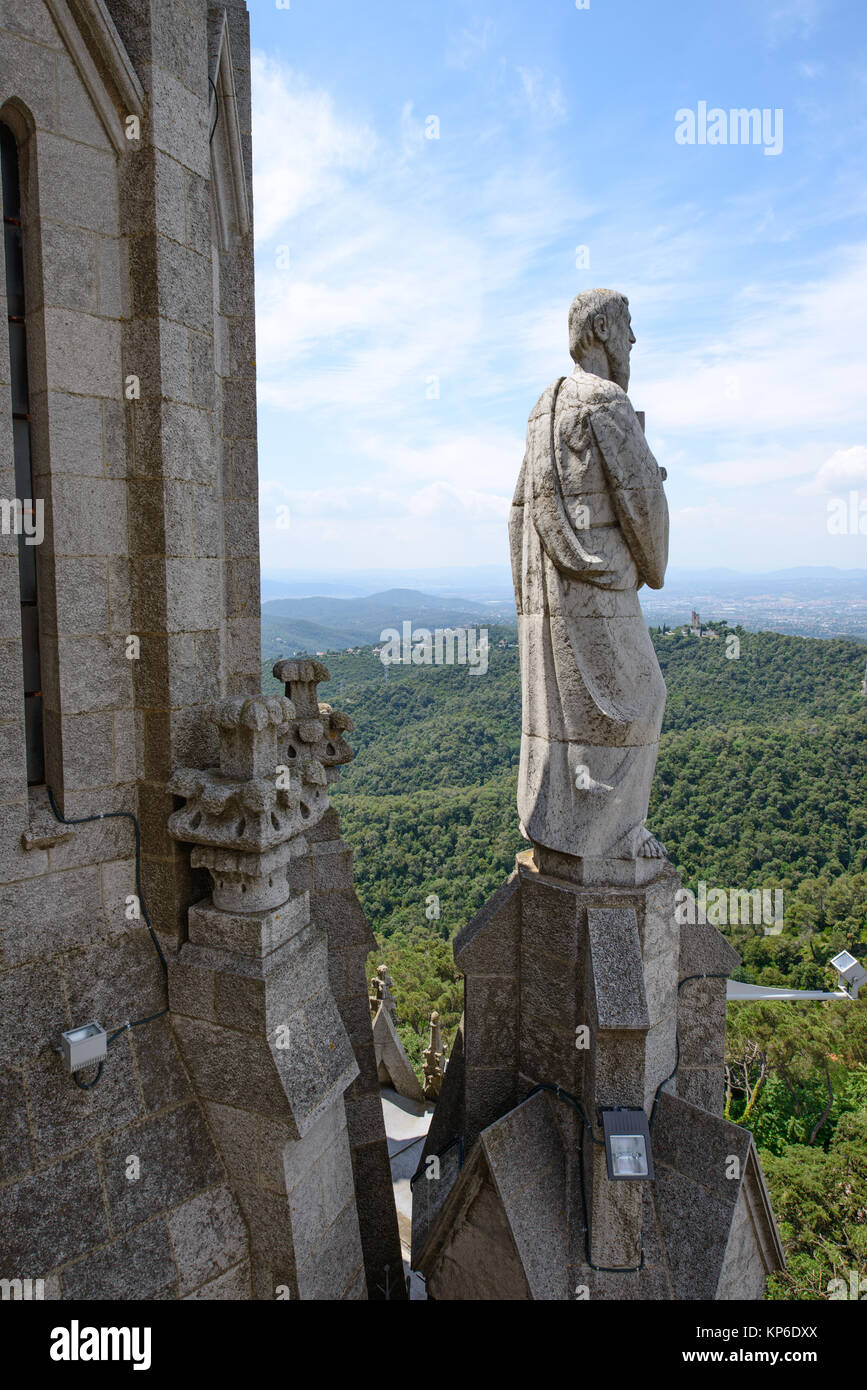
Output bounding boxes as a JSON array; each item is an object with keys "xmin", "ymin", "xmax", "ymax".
[
  {"xmin": 250, "ymin": 2, "xmax": 866, "ymax": 573},
  {"xmin": 765, "ymin": 0, "xmax": 825, "ymax": 46},
  {"xmin": 252, "ymin": 50, "xmax": 589, "ymax": 425},
  {"xmin": 800, "ymin": 445, "xmax": 867, "ymax": 493},
  {"xmin": 640, "ymin": 245, "xmax": 867, "ymax": 435},
  {"xmin": 446, "ymin": 20, "xmax": 494, "ymax": 70},
  {"xmin": 251, "ymin": 54, "xmax": 376, "ymax": 242},
  {"xmin": 514, "ymin": 67, "xmax": 567, "ymax": 127}
]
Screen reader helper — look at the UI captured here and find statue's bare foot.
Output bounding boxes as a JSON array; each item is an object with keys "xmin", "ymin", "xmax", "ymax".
[{"xmin": 638, "ymin": 827, "xmax": 667, "ymax": 859}]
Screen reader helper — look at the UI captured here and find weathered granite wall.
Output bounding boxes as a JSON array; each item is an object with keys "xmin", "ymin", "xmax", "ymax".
[{"xmin": 0, "ymin": 0, "xmax": 259, "ymax": 1299}]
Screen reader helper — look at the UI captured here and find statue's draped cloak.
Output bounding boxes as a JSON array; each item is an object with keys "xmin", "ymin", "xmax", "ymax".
[{"xmin": 509, "ymin": 368, "xmax": 669, "ymax": 859}]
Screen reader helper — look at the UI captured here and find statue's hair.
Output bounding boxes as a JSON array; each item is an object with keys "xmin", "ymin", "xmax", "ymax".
[{"xmin": 568, "ymin": 288, "xmax": 629, "ymax": 362}]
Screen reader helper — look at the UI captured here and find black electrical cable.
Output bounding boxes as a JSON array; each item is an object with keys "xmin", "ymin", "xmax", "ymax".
[
  {"xmin": 409, "ymin": 980, "xmax": 736, "ymax": 1282},
  {"xmin": 47, "ymin": 787, "xmax": 169, "ymax": 1090},
  {"xmin": 388, "ymin": 1135, "xmax": 428, "ymax": 1166},
  {"xmin": 522, "ymin": 1081, "xmax": 644, "ymax": 1274},
  {"xmin": 47, "ymin": 787, "xmax": 167, "ymax": 976},
  {"xmin": 72, "ymin": 1061, "xmax": 104, "ymax": 1091},
  {"xmin": 408, "ymin": 1082, "xmax": 642, "ymax": 1274},
  {"xmin": 537, "ymin": 974, "xmax": 734, "ymax": 1273},
  {"xmin": 208, "ymin": 77, "xmax": 219, "ymax": 142},
  {"xmin": 521, "ymin": 1081, "xmax": 605, "ymax": 1144},
  {"xmin": 648, "ymin": 972, "xmax": 732, "ymax": 1131},
  {"xmin": 409, "ymin": 1134, "xmax": 464, "ymax": 1188}
]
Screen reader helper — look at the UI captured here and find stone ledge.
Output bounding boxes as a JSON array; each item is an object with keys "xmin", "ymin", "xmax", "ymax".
[{"xmin": 22, "ymin": 788, "xmax": 75, "ymax": 852}]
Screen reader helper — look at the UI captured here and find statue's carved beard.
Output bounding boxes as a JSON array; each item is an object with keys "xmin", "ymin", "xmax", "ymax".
[{"xmin": 610, "ymin": 362, "xmax": 630, "ymax": 391}]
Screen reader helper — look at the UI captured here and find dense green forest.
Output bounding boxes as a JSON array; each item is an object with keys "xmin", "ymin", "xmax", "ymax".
[{"xmin": 264, "ymin": 622, "xmax": 867, "ymax": 1298}]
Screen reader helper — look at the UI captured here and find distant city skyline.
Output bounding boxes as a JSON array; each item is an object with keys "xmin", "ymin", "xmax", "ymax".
[{"xmin": 249, "ymin": 0, "xmax": 867, "ymax": 573}]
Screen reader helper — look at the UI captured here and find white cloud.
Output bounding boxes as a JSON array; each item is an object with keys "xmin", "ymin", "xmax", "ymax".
[
  {"xmin": 639, "ymin": 245, "xmax": 867, "ymax": 435},
  {"xmin": 251, "ymin": 53, "xmax": 376, "ymax": 243},
  {"xmin": 251, "ymin": 53, "xmax": 588, "ymax": 423},
  {"xmin": 687, "ymin": 447, "xmax": 822, "ymax": 488},
  {"xmin": 258, "ymin": 429, "xmax": 521, "ymax": 531},
  {"xmin": 399, "ymin": 101, "xmax": 427, "ymax": 159},
  {"xmin": 671, "ymin": 501, "xmax": 740, "ymax": 526},
  {"xmin": 249, "ymin": 45, "xmax": 865, "ymax": 574},
  {"xmin": 800, "ymin": 445, "xmax": 867, "ymax": 494},
  {"xmin": 360, "ymin": 428, "xmax": 525, "ymax": 491},
  {"xmin": 407, "ymin": 482, "xmax": 510, "ymax": 523}
]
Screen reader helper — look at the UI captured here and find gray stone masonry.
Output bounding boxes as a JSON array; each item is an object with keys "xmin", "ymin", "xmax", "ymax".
[
  {"xmin": 0, "ymin": 0, "xmax": 265, "ymax": 1302},
  {"xmin": 168, "ymin": 691, "xmax": 366, "ymax": 1298},
  {"xmin": 412, "ymin": 848, "xmax": 784, "ymax": 1297},
  {"xmin": 274, "ymin": 659, "xmax": 405, "ymax": 1300}
]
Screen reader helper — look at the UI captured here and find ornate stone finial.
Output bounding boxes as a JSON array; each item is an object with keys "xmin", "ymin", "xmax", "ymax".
[
  {"xmin": 207, "ymin": 693, "xmax": 295, "ymax": 780},
  {"xmin": 272, "ymin": 660, "xmax": 355, "ymax": 784},
  {"xmin": 167, "ymin": 692, "xmax": 332, "ymax": 914},
  {"xmin": 369, "ymin": 969, "xmax": 382, "ymax": 1017},
  {"xmin": 423, "ymin": 1010, "xmax": 444, "ymax": 1101}
]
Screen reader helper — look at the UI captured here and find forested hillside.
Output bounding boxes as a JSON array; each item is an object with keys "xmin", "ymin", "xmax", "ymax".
[
  {"xmin": 263, "ymin": 623, "xmax": 867, "ymax": 1297},
  {"xmin": 265, "ymin": 622, "xmax": 866, "ymax": 935}
]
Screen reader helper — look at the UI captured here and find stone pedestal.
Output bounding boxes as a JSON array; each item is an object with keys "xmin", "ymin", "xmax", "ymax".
[
  {"xmin": 167, "ymin": 693, "xmax": 369, "ymax": 1299},
  {"xmin": 412, "ymin": 850, "xmax": 784, "ymax": 1298},
  {"xmin": 168, "ymin": 876, "xmax": 364, "ymax": 1299}
]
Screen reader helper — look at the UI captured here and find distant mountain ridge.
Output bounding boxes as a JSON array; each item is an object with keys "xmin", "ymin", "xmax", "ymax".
[
  {"xmin": 261, "ymin": 564, "xmax": 867, "ymax": 602},
  {"xmin": 261, "ymin": 568, "xmax": 867, "ymax": 650},
  {"xmin": 261, "ymin": 587, "xmax": 514, "ymax": 656}
]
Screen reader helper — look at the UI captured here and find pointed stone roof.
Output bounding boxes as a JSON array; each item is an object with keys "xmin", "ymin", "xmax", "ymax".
[
  {"xmin": 45, "ymin": 0, "xmax": 144, "ymax": 152},
  {"xmin": 413, "ymin": 1087, "xmax": 784, "ymax": 1299}
]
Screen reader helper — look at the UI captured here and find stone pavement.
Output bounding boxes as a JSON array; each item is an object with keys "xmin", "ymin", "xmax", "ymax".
[{"xmin": 381, "ymin": 1086, "xmax": 433, "ymax": 1300}]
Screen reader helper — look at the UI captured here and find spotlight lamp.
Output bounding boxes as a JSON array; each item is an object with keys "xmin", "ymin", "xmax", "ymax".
[
  {"xmin": 601, "ymin": 1107, "xmax": 654, "ymax": 1181},
  {"xmin": 59, "ymin": 1022, "xmax": 107, "ymax": 1073},
  {"xmin": 829, "ymin": 951, "xmax": 867, "ymax": 1000}
]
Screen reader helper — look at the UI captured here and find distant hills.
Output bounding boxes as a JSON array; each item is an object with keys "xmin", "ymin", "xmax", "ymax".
[
  {"xmin": 260, "ymin": 567, "xmax": 867, "ymax": 651},
  {"xmin": 261, "ymin": 587, "xmax": 514, "ymax": 657},
  {"xmin": 260, "ymin": 566, "xmax": 515, "ymax": 603}
]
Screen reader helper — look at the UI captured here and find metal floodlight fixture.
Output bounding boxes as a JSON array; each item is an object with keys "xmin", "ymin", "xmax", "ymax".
[
  {"xmin": 60, "ymin": 1021, "xmax": 107, "ymax": 1073},
  {"xmin": 601, "ymin": 1107, "xmax": 654, "ymax": 1181},
  {"xmin": 829, "ymin": 951, "xmax": 867, "ymax": 1000}
]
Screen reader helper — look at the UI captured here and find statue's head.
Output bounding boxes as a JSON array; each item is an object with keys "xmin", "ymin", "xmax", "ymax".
[{"xmin": 568, "ymin": 288, "xmax": 635, "ymax": 390}]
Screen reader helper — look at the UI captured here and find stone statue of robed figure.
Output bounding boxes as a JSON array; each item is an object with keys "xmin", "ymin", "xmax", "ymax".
[{"xmin": 509, "ymin": 289, "xmax": 669, "ymax": 867}]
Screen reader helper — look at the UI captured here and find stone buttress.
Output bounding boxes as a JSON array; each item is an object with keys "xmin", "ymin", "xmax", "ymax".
[{"xmin": 167, "ymin": 667, "xmax": 404, "ymax": 1300}]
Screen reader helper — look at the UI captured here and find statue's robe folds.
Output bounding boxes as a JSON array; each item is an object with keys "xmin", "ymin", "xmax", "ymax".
[{"xmin": 509, "ymin": 367, "xmax": 669, "ymax": 860}]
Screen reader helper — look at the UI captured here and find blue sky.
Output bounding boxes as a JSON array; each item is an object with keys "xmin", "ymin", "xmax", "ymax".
[{"xmin": 249, "ymin": 0, "xmax": 867, "ymax": 575}]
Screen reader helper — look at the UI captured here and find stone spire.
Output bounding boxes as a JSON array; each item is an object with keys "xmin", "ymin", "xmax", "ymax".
[
  {"xmin": 423, "ymin": 1011, "xmax": 444, "ymax": 1101},
  {"xmin": 370, "ymin": 962, "xmax": 398, "ymax": 1026}
]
